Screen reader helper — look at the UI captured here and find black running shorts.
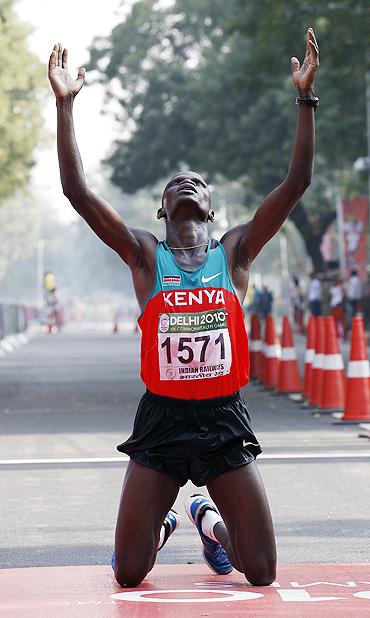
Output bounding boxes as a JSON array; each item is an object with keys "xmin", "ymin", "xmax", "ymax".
[{"xmin": 117, "ymin": 390, "xmax": 261, "ymax": 487}]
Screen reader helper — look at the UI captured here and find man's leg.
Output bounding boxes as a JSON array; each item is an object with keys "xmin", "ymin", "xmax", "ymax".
[
  {"xmin": 114, "ymin": 460, "xmax": 180, "ymax": 587},
  {"xmin": 206, "ymin": 461, "xmax": 276, "ymax": 586}
]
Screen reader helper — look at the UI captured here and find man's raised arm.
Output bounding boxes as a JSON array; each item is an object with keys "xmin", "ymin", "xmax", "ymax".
[
  {"xmin": 228, "ymin": 28, "xmax": 319, "ymax": 267},
  {"xmin": 48, "ymin": 43, "xmax": 153, "ymax": 268}
]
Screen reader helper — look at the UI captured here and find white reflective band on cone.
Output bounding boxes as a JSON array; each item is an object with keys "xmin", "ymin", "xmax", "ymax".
[
  {"xmin": 323, "ymin": 354, "xmax": 344, "ymax": 370},
  {"xmin": 347, "ymin": 360, "xmax": 370, "ymax": 378},
  {"xmin": 305, "ymin": 348, "xmax": 315, "ymax": 363},
  {"xmin": 250, "ymin": 340, "xmax": 262, "ymax": 352},
  {"xmin": 281, "ymin": 347, "xmax": 296, "ymax": 361},
  {"xmin": 263, "ymin": 344, "xmax": 277, "ymax": 358},
  {"xmin": 312, "ymin": 353, "xmax": 323, "ymax": 369}
]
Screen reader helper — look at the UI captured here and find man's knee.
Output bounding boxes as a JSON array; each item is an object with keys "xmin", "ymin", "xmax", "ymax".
[
  {"xmin": 243, "ymin": 557, "xmax": 277, "ymax": 587},
  {"xmin": 114, "ymin": 553, "xmax": 154, "ymax": 588},
  {"xmin": 114, "ymin": 564, "xmax": 148, "ymax": 588}
]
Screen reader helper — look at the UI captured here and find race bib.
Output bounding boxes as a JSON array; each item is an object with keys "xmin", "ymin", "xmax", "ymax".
[{"xmin": 158, "ymin": 309, "xmax": 232, "ymax": 381}]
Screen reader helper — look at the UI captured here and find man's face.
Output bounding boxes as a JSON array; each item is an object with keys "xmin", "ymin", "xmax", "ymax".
[{"xmin": 161, "ymin": 171, "xmax": 211, "ymax": 221}]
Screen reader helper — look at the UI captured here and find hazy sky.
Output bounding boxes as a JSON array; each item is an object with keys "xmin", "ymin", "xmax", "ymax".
[{"xmin": 15, "ymin": 0, "xmax": 131, "ymax": 222}]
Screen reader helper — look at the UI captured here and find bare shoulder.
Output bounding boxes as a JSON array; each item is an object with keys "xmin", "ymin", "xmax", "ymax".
[
  {"xmin": 220, "ymin": 222, "xmax": 252, "ymax": 269},
  {"xmin": 132, "ymin": 227, "xmax": 159, "ymax": 248},
  {"xmin": 219, "ymin": 222, "xmax": 252, "ymax": 302},
  {"xmin": 131, "ymin": 228, "xmax": 159, "ymax": 271},
  {"xmin": 128, "ymin": 229, "xmax": 160, "ymax": 311}
]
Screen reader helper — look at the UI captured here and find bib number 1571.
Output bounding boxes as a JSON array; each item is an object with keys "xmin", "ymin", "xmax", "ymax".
[{"xmin": 161, "ymin": 333, "xmax": 225, "ymax": 364}]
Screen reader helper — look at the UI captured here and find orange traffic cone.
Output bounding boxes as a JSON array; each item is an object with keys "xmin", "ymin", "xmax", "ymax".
[
  {"xmin": 340, "ymin": 316, "xmax": 370, "ymax": 423},
  {"xmin": 309, "ymin": 316, "xmax": 325, "ymax": 407},
  {"xmin": 278, "ymin": 316, "xmax": 302, "ymax": 393},
  {"xmin": 262, "ymin": 315, "xmax": 279, "ymax": 388},
  {"xmin": 319, "ymin": 316, "xmax": 345, "ymax": 412},
  {"xmin": 303, "ymin": 316, "xmax": 316, "ymax": 401},
  {"xmin": 249, "ymin": 314, "xmax": 263, "ymax": 380}
]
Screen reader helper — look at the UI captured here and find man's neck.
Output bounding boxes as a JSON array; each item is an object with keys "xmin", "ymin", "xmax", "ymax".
[{"xmin": 165, "ymin": 221, "xmax": 209, "ymax": 249}]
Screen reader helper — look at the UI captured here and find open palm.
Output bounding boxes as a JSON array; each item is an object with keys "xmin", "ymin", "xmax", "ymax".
[
  {"xmin": 48, "ymin": 43, "xmax": 85, "ymax": 98},
  {"xmin": 291, "ymin": 28, "xmax": 319, "ymax": 94}
]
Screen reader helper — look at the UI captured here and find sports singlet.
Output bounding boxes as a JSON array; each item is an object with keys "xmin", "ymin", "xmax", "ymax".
[{"xmin": 138, "ymin": 240, "xmax": 250, "ymax": 400}]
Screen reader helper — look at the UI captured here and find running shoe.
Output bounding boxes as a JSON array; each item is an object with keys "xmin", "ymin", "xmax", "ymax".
[
  {"xmin": 158, "ymin": 509, "xmax": 180, "ymax": 550},
  {"xmin": 111, "ymin": 508, "xmax": 180, "ymax": 570},
  {"xmin": 185, "ymin": 494, "xmax": 233, "ymax": 575}
]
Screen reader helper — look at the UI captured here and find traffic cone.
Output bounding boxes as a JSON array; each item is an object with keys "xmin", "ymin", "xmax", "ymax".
[
  {"xmin": 262, "ymin": 315, "xmax": 279, "ymax": 388},
  {"xmin": 309, "ymin": 316, "xmax": 325, "ymax": 407},
  {"xmin": 339, "ymin": 316, "xmax": 370, "ymax": 423},
  {"xmin": 249, "ymin": 314, "xmax": 263, "ymax": 380},
  {"xmin": 278, "ymin": 316, "xmax": 302, "ymax": 393},
  {"xmin": 319, "ymin": 316, "xmax": 345, "ymax": 412},
  {"xmin": 302, "ymin": 316, "xmax": 316, "ymax": 402}
]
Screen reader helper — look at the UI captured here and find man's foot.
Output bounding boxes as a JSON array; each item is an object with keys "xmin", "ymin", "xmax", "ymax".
[
  {"xmin": 158, "ymin": 509, "xmax": 180, "ymax": 550},
  {"xmin": 185, "ymin": 494, "xmax": 233, "ymax": 575},
  {"xmin": 111, "ymin": 509, "xmax": 180, "ymax": 570}
]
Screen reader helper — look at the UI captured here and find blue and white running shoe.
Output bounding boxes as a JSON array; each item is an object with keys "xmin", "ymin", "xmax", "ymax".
[
  {"xmin": 111, "ymin": 508, "xmax": 180, "ymax": 570},
  {"xmin": 158, "ymin": 509, "xmax": 180, "ymax": 550},
  {"xmin": 185, "ymin": 494, "xmax": 233, "ymax": 575}
]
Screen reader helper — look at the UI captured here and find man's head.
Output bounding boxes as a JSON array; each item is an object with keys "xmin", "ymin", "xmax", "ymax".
[{"xmin": 157, "ymin": 171, "xmax": 214, "ymax": 223}]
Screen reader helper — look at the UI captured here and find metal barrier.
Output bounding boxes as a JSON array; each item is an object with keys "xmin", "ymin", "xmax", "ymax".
[{"xmin": 0, "ymin": 304, "xmax": 37, "ymax": 340}]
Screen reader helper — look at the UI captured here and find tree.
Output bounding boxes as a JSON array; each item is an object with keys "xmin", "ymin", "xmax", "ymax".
[
  {"xmin": 230, "ymin": 0, "xmax": 369, "ymax": 271},
  {"xmin": 0, "ymin": 0, "xmax": 45, "ymax": 206},
  {"xmin": 87, "ymin": 0, "xmax": 370, "ymax": 271}
]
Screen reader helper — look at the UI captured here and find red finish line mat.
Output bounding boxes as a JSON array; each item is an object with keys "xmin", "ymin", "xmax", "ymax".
[{"xmin": 1, "ymin": 563, "xmax": 370, "ymax": 617}]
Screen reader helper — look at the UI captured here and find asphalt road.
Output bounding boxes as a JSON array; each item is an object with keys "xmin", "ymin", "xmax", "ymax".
[{"xmin": 1, "ymin": 327, "xmax": 369, "ymax": 569}]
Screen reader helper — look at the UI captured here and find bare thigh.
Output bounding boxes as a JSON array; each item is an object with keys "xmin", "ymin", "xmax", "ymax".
[
  {"xmin": 207, "ymin": 461, "xmax": 277, "ymax": 584},
  {"xmin": 114, "ymin": 460, "xmax": 180, "ymax": 587}
]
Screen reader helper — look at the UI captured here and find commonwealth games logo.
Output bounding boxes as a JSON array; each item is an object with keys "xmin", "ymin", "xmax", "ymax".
[{"xmin": 159, "ymin": 314, "xmax": 170, "ymax": 333}]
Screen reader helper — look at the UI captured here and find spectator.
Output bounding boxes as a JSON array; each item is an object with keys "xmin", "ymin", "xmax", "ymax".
[
  {"xmin": 329, "ymin": 278, "xmax": 346, "ymax": 339},
  {"xmin": 308, "ymin": 273, "xmax": 322, "ymax": 316},
  {"xmin": 290, "ymin": 275, "xmax": 305, "ymax": 334},
  {"xmin": 261, "ymin": 286, "xmax": 273, "ymax": 319},
  {"xmin": 45, "ymin": 288, "xmax": 61, "ymax": 333},
  {"xmin": 346, "ymin": 269, "xmax": 362, "ymax": 318},
  {"xmin": 251, "ymin": 285, "xmax": 263, "ymax": 320}
]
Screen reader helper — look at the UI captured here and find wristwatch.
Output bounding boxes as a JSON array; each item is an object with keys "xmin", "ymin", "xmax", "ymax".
[{"xmin": 295, "ymin": 95, "xmax": 319, "ymax": 111}]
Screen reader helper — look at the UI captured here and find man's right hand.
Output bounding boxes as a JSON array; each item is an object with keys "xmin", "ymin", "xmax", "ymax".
[{"xmin": 48, "ymin": 43, "xmax": 85, "ymax": 99}]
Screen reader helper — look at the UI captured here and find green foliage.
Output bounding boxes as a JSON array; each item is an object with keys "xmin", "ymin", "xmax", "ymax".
[
  {"xmin": 232, "ymin": 0, "xmax": 369, "ymax": 179},
  {"xmin": 0, "ymin": 190, "xmax": 40, "ymax": 283},
  {"xmin": 0, "ymin": 0, "xmax": 45, "ymax": 205},
  {"xmin": 87, "ymin": 0, "xmax": 370, "ymax": 269}
]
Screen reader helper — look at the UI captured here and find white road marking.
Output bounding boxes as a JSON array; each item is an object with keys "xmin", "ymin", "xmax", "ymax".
[
  {"xmin": 111, "ymin": 589, "xmax": 263, "ymax": 603},
  {"xmin": 0, "ymin": 451, "xmax": 370, "ymax": 466},
  {"xmin": 0, "ymin": 456, "xmax": 130, "ymax": 465},
  {"xmin": 260, "ymin": 451, "xmax": 370, "ymax": 460}
]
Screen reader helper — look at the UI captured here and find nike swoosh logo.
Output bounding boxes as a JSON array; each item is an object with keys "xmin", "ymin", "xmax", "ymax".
[
  {"xmin": 243, "ymin": 439, "xmax": 260, "ymax": 448},
  {"xmin": 201, "ymin": 272, "xmax": 222, "ymax": 284}
]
